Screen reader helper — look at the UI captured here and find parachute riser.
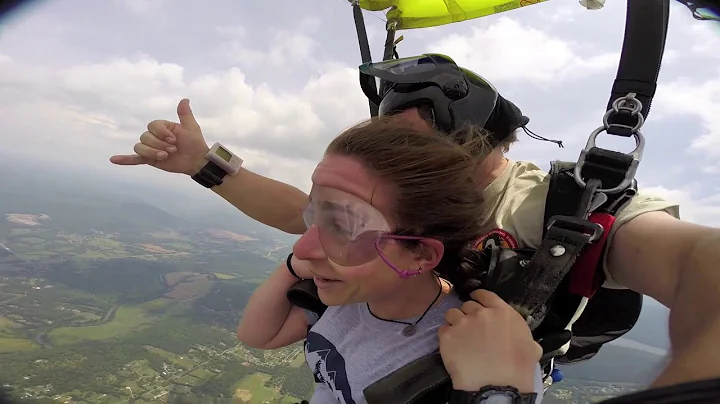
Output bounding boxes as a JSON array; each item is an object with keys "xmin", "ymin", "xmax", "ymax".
[
  {"xmin": 378, "ymin": 18, "xmax": 400, "ymax": 99},
  {"xmin": 574, "ymin": 93, "xmax": 646, "ymax": 196},
  {"xmin": 349, "ymin": 0, "xmax": 402, "ymax": 117},
  {"xmin": 350, "ymin": 0, "xmax": 379, "ymax": 116}
]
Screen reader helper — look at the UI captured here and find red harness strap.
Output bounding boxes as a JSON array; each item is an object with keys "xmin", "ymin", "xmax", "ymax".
[{"xmin": 568, "ymin": 212, "xmax": 617, "ymax": 298}]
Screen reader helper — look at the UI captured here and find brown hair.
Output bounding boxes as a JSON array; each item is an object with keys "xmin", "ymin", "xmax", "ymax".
[
  {"xmin": 325, "ymin": 117, "xmax": 493, "ymax": 272},
  {"xmin": 496, "ymin": 130, "xmax": 518, "ymax": 153}
]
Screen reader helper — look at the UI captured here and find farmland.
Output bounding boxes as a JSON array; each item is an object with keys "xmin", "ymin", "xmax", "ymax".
[{"xmin": 0, "ymin": 211, "xmax": 310, "ymax": 403}]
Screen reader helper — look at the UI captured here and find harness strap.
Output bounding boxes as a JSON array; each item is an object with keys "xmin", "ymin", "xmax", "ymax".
[
  {"xmin": 363, "ymin": 352, "xmax": 450, "ymax": 404},
  {"xmin": 351, "ymin": 1, "xmax": 379, "ymax": 117},
  {"xmin": 605, "ymin": 0, "xmax": 668, "ymax": 136},
  {"xmin": 286, "ymin": 279, "xmax": 327, "ymax": 316},
  {"xmin": 515, "ymin": 224, "xmax": 593, "ymax": 330},
  {"xmin": 378, "ymin": 20, "xmax": 399, "ymax": 98}
]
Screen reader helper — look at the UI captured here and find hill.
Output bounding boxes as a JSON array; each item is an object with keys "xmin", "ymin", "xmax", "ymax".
[{"xmin": 0, "ymin": 155, "xmax": 297, "ymax": 251}]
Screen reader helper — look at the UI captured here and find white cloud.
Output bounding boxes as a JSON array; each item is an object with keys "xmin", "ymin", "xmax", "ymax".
[
  {"xmin": 427, "ymin": 17, "xmax": 619, "ymax": 85},
  {"xmin": 218, "ymin": 30, "xmax": 319, "ymax": 68},
  {"xmin": 642, "ymin": 185, "xmax": 720, "ymax": 227},
  {"xmin": 683, "ymin": 16, "xmax": 720, "ymax": 59},
  {"xmin": 0, "ymin": 53, "xmax": 368, "ymax": 191},
  {"xmin": 215, "ymin": 17, "xmax": 325, "ymax": 69},
  {"xmin": 120, "ymin": 0, "xmax": 168, "ymax": 14},
  {"xmin": 1, "ymin": 0, "xmax": 719, "ymax": 230},
  {"xmin": 654, "ymin": 69, "xmax": 720, "ymax": 160}
]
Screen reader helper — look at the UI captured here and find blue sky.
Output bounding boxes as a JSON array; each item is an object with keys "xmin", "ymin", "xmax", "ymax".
[{"xmin": 0, "ymin": 0, "xmax": 719, "ymax": 226}]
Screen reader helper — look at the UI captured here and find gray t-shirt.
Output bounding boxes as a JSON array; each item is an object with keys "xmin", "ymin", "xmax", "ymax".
[{"xmin": 303, "ymin": 293, "xmax": 544, "ymax": 404}]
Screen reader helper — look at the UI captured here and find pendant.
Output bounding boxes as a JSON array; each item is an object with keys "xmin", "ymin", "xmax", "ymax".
[{"xmin": 402, "ymin": 324, "xmax": 416, "ymax": 337}]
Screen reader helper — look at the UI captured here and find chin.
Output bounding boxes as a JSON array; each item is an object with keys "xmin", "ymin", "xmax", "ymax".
[{"xmin": 317, "ymin": 288, "xmax": 356, "ymax": 307}]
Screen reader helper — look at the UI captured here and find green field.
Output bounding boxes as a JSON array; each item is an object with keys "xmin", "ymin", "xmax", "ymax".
[
  {"xmin": 0, "ymin": 337, "xmax": 38, "ymax": 353},
  {"xmin": 139, "ymin": 297, "xmax": 177, "ymax": 311},
  {"xmin": 145, "ymin": 346, "xmax": 199, "ymax": 369},
  {"xmin": 232, "ymin": 372, "xmax": 303, "ymax": 404},
  {"xmin": 0, "ymin": 204, "xmax": 309, "ymax": 402},
  {"xmin": 0, "ymin": 316, "xmax": 36, "ymax": 352},
  {"xmin": 290, "ymin": 352, "xmax": 306, "ymax": 368},
  {"xmin": 48, "ymin": 305, "xmax": 153, "ymax": 345}
]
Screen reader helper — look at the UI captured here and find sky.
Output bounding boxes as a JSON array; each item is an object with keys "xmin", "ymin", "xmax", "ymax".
[{"xmin": 1, "ymin": 0, "xmax": 719, "ymax": 227}]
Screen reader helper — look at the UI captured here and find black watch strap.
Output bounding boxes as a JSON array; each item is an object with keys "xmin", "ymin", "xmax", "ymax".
[
  {"xmin": 192, "ymin": 160, "xmax": 228, "ymax": 188},
  {"xmin": 449, "ymin": 386, "xmax": 537, "ymax": 404}
]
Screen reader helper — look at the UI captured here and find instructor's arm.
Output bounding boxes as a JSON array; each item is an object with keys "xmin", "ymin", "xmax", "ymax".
[
  {"xmin": 109, "ymin": 99, "xmax": 308, "ymax": 235},
  {"xmin": 210, "ymin": 168, "xmax": 307, "ymax": 235}
]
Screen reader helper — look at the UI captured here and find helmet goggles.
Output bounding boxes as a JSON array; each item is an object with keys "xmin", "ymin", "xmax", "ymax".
[
  {"xmin": 359, "ymin": 54, "xmax": 499, "ymax": 135},
  {"xmin": 302, "ymin": 186, "xmax": 428, "ymax": 278}
]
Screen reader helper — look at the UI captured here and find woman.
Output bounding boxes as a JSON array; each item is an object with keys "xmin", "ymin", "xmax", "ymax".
[{"xmin": 236, "ymin": 117, "xmax": 543, "ymax": 404}]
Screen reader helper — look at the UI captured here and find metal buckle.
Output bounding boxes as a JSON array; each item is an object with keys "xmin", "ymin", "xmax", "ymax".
[
  {"xmin": 546, "ymin": 215, "xmax": 604, "ymax": 243},
  {"xmin": 601, "ymin": 180, "xmax": 638, "ymax": 215},
  {"xmin": 574, "ymin": 93, "xmax": 646, "ymax": 194}
]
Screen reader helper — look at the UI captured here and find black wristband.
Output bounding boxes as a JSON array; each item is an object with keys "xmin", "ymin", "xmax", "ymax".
[
  {"xmin": 286, "ymin": 253, "xmax": 302, "ymax": 280},
  {"xmin": 192, "ymin": 160, "xmax": 227, "ymax": 188}
]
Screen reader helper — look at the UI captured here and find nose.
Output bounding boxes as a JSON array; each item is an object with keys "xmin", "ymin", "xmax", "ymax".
[{"xmin": 293, "ymin": 224, "xmax": 326, "ymax": 261}]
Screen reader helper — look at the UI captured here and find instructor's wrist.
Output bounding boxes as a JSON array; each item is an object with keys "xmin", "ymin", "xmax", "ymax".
[{"xmin": 188, "ymin": 153, "xmax": 210, "ymax": 177}]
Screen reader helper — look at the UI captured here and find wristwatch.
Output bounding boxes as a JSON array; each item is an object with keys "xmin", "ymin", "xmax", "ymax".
[
  {"xmin": 449, "ymin": 385, "xmax": 538, "ymax": 404},
  {"xmin": 192, "ymin": 142, "xmax": 243, "ymax": 188}
]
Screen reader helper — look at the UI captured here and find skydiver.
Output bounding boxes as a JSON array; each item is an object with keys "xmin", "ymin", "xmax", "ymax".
[
  {"xmin": 235, "ymin": 117, "xmax": 545, "ymax": 403},
  {"xmin": 110, "ymin": 58, "xmax": 720, "ymax": 394}
]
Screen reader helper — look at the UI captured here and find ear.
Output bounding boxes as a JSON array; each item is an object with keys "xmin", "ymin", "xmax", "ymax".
[{"xmin": 415, "ymin": 238, "xmax": 445, "ymax": 272}]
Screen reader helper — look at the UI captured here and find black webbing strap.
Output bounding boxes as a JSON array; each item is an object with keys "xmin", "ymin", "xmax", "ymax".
[
  {"xmin": 286, "ymin": 279, "xmax": 327, "ymax": 317},
  {"xmin": 363, "ymin": 352, "xmax": 450, "ymax": 404},
  {"xmin": 377, "ymin": 22, "xmax": 398, "ymax": 99},
  {"xmin": 542, "ymin": 161, "xmax": 584, "ymax": 231},
  {"xmin": 518, "ymin": 224, "xmax": 593, "ymax": 332},
  {"xmin": 351, "ymin": 1, "xmax": 379, "ymax": 117},
  {"xmin": 605, "ymin": 0, "xmax": 669, "ymax": 136}
]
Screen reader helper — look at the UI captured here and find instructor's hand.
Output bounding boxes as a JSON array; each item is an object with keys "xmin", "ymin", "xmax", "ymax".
[
  {"xmin": 110, "ymin": 99, "xmax": 210, "ymax": 176},
  {"xmin": 439, "ymin": 289, "xmax": 542, "ymax": 394}
]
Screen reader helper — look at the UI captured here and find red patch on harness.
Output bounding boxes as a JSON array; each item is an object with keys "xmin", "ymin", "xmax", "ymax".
[
  {"xmin": 473, "ymin": 229, "xmax": 518, "ymax": 250},
  {"xmin": 569, "ymin": 212, "xmax": 617, "ymax": 298}
]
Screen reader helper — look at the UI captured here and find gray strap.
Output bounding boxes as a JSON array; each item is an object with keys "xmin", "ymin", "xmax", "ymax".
[
  {"xmin": 517, "ymin": 225, "xmax": 593, "ymax": 329},
  {"xmin": 363, "ymin": 352, "xmax": 451, "ymax": 404}
]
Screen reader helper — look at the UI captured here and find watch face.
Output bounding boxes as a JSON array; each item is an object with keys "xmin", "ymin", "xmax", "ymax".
[
  {"xmin": 479, "ymin": 395, "xmax": 512, "ymax": 404},
  {"xmin": 477, "ymin": 388, "xmax": 520, "ymax": 404},
  {"xmin": 215, "ymin": 146, "xmax": 233, "ymax": 162}
]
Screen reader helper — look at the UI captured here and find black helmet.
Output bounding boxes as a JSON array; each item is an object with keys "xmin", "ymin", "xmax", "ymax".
[{"xmin": 359, "ymin": 53, "xmax": 529, "ymax": 145}]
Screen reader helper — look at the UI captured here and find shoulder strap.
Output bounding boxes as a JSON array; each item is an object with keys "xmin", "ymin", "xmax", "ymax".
[
  {"xmin": 287, "ymin": 279, "xmax": 327, "ymax": 317},
  {"xmin": 605, "ymin": 0, "xmax": 668, "ymax": 137},
  {"xmin": 543, "ymin": 161, "xmax": 584, "ymax": 231}
]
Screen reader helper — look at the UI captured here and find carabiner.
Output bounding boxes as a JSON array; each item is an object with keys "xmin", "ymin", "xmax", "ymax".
[{"xmin": 573, "ymin": 126, "xmax": 645, "ymax": 194}]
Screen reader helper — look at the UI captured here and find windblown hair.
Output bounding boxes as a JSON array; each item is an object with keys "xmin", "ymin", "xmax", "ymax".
[
  {"xmin": 325, "ymin": 117, "xmax": 493, "ymax": 274},
  {"xmin": 496, "ymin": 131, "xmax": 519, "ymax": 153}
]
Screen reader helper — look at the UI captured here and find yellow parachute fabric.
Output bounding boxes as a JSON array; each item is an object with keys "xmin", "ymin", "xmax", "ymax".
[{"xmin": 358, "ymin": 0, "xmax": 550, "ymax": 30}]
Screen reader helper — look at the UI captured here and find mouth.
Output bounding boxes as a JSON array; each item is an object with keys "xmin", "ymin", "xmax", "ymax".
[{"xmin": 313, "ymin": 275, "xmax": 343, "ymax": 289}]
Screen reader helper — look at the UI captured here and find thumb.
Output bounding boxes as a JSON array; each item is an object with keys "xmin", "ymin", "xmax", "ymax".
[{"xmin": 177, "ymin": 98, "xmax": 201, "ymax": 131}]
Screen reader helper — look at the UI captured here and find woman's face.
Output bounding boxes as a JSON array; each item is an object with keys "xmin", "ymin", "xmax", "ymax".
[{"xmin": 293, "ymin": 154, "xmax": 442, "ymax": 306}]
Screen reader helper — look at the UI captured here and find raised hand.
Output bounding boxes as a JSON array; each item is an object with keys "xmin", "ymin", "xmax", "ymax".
[{"xmin": 110, "ymin": 99, "xmax": 210, "ymax": 175}]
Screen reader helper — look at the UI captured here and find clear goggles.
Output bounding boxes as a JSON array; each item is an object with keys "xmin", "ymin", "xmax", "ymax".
[{"xmin": 302, "ymin": 186, "xmax": 427, "ymax": 276}]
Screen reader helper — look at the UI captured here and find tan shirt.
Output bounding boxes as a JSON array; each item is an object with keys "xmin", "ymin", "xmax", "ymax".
[{"xmin": 477, "ymin": 159, "xmax": 680, "ymax": 289}]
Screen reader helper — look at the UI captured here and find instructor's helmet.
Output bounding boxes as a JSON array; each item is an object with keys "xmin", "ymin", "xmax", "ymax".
[{"xmin": 359, "ymin": 53, "xmax": 529, "ymax": 146}]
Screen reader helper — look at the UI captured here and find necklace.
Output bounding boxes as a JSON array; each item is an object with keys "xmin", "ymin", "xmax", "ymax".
[{"xmin": 367, "ymin": 278, "xmax": 443, "ymax": 337}]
